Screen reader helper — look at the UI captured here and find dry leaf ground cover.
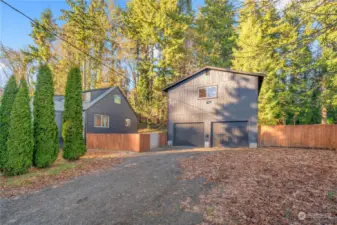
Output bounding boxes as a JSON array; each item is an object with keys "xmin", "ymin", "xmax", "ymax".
[
  {"xmin": 0, "ymin": 149, "xmax": 134, "ymax": 198},
  {"xmin": 180, "ymin": 148, "xmax": 337, "ymax": 225}
]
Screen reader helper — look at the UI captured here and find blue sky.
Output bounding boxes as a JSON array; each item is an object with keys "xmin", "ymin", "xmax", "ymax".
[{"xmin": 0, "ymin": 0, "xmax": 205, "ymax": 50}]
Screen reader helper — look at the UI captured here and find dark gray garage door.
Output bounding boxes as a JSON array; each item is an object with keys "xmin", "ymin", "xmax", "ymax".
[
  {"xmin": 212, "ymin": 122, "xmax": 248, "ymax": 148},
  {"xmin": 174, "ymin": 123, "xmax": 204, "ymax": 147}
]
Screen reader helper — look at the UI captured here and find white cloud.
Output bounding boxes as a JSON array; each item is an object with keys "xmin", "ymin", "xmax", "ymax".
[
  {"xmin": 0, "ymin": 62, "xmax": 5, "ymax": 70},
  {"xmin": 0, "ymin": 62, "xmax": 9, "ymax": 87}
]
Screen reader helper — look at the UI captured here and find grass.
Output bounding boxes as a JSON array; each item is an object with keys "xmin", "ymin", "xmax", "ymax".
[
  {"xmin": 180, "ymin": 148, "xmax": 337, "ymax": 225},
  {"xmin": 0, "ymin": 149, "xmax": 134, "ymax": 198}
]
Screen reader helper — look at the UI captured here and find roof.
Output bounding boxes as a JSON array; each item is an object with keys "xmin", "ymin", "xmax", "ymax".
[
  {"xmin": 163, "ymin": 66, "xmax": 265, "ymax": 92},
  {"xmin": 82, "ymin": 87, "xmax": 110, "ymax": 93},
  {"xmin": 54, "ymin": 87, "xmax": 117, "ymax": 112}
]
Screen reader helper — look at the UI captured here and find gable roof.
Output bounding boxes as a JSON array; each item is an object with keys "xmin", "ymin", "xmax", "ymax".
[
  {"xmin": 163, "ymin": 66, "xmax": 265, "ymax": 92},
  {"xmin": 54, "ymin": 87, "xmax": 116, "ymax": 112}
]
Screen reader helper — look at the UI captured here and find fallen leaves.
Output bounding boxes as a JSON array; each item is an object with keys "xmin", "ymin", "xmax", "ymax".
[
  {"xmin": 0, "ymin": 149, "xmax": 132, "ymax": 198},
  {"xmin": 180, "ymin": 148, "xmax": 337, "ymax": 225}
]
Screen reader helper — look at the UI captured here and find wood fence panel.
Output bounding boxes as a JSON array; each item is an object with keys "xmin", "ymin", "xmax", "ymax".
[
  {"xmin": 259, "ymin": 125, "xmax": 337, "ymax": 150},
  {"xmin": 159, "ymin": 133, "xmax": 167, "ymax": 146},
  {"xmin": 86, "ymin": 132, "xmax": 166, "ymax": 152}
]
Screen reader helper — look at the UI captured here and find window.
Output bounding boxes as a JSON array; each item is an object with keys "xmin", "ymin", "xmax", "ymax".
[
  {"xmin": 198, "ymin": 86, "xmax": 217, "ymax": 99},
  {"xmin": 125, "ymin": 118, "xmax": 131, "ymax": 127},
  {"xmin": 114, "ymin": 94, "xmax": 121, "ymax": 104},
  {"xmin": 94, "ymin": 114, "xmax": 109, "ymax": 128}
]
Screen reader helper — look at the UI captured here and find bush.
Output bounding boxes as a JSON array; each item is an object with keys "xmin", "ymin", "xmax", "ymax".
[
  {"xmin": 33, "ymin": 65, "xmax": 59, "ymax": 168},
  {"xmin": 62, "ymin": 67, "xmax": 86, "ymax": 160},
  {"xmin": 4, "ymin": 79, "xmax": 34, "ymax": 176},
  {"xmin": 0, "ymin": 76, "xmax": 18, "ymax": 171}
]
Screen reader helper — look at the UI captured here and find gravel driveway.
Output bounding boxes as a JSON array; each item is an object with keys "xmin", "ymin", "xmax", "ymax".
[{"xmin": 0, "ymin": 148, "xmax": 217, "ymax": 225}]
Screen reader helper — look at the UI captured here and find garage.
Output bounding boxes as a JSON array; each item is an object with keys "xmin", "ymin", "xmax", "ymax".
[
  {"xmin": 174, "ymin": 123, "xmax": 204, "ymax": 147},
  {"xmin": 212, "ymin": 121, "xmax": 248, "ymax": 148}
]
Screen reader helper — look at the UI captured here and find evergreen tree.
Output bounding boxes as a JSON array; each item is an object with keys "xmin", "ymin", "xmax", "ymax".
[
  {"xmin": 233, "ymin": 0, "xmax": 285, "ymax": 125},
  {"xmin": 33, "ymin": 64, "xmax": 59, "ymax": 168},
  {"xmin": 123, "ymin": 0, "xmax": 189, "ymax": 126},
  {"xmin": 4, "ymin": 79, "xmax": 33, "ymax": 176},
  {"xmin": 0, "ymin": 76, "xmax": 18, "ymax": 171},
  {"xmin": 26, "ymin": 9, "xmax": 57, "ymax": 63},
  {"xmin": 62, "ymin": 67, "xmax": 85, "ymax": 160},
  {"xmin": 194, "ymin": 0, "xmax": 236, "ymax": 68}
]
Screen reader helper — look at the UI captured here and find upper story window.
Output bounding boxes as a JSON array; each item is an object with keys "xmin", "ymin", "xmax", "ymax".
[
  {"xmin": 83, "ymin": 92, "xmax": 91, "ymax": 103},
  {"xmin": 198, "ymin": 86, "xmax": 217, "ymax": 99},
  {"xmin": 125, "ymin": 118, "xmax": 131, "ymax": 127},
  {"xmin": 114, "ymin": 94, "xmax": 121, "ymax": 104},
  {"xmin": 94, "ymin": 114, "xmax": 109, "ymax": 128}
]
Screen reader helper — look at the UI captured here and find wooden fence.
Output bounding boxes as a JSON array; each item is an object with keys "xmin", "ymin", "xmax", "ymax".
[
  {"xmin": 259, "ymin": 125, "xmax": 337, "ymax": 150},
  {"xmin": 86, "ymin": 132, "xmax": 167, "ymax": 152}
]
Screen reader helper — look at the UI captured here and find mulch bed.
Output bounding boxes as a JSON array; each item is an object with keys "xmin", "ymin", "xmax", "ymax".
[
  {"xmin": 180, "ymin": 148, "xmax": 337, "ymax": 225},
  {"xmin": 0, "ymin": 149, "xmax": 132, "ymax": 198}
]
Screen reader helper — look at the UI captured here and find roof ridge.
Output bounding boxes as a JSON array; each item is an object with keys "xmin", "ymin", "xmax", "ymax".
[{"xmin": 163, "ymin": 66, "xmax": 265, "ymax": 92}]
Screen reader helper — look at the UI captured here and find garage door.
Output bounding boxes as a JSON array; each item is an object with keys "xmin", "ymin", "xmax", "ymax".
[
  {"xmin": 212, "ymin": 122, "xmax": 248, "ymax": 148},
  {"xmin": 174, "ymin": 123, "xmax": 204, "ymax": 147}
]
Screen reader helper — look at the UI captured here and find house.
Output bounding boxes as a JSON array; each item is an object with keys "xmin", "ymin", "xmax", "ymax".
[
  {"xmin": 163, "ymin": 66, "xmax": 265, "ymax": 148},
  {"xmin": 54, "ymin": 87, "xmax": 138, "ymax": 145}
]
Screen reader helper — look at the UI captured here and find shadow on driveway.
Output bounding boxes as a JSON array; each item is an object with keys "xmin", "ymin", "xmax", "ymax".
[{"xmin": 0, "ymin": 147, "xmax": 237, "ymax": 225}]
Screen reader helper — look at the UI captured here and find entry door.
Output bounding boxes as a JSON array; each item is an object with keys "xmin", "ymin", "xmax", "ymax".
[
  {"xmin": 212, "ymin": 122, "xmax": 248, "ymax": 147},
  {"xmin": 174, "ymin": 123, "xmax": 204, "ymax": 147}
]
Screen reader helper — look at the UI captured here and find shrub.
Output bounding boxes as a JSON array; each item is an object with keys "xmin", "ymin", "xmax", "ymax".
[
  {"xmin": 33, "ymin": 64, "xmax": 59, "ymax": 168},
  {"xmin": 4, "ymin": 79, "xmax": 34, "ymax": 176},
  {"xmin": 62, "ymin": 67, "xmax": 86, "ymax": 160},
  {"xmin": 0, "ymin": 76, "xmax": 18, "ymax": 171}
]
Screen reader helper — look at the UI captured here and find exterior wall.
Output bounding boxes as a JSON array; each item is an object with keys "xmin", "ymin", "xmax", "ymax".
[
  {"xmin": 55, "ymin": 111, "xmax": 63, "ymax": 146},
  {"xmin": 86, "ymin": 88, "xmax": 138, "ymax": 134},
  {"xmin": 167, "ymin": 69, "xmax": 259, "ymax": 147}
]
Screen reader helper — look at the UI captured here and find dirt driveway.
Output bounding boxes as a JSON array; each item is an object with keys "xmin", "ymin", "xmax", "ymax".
[
  {"xmin": 1, "ymin": 147, "xmax": 336, "ymax": 225},
  {"xmin": 0, "ymin": 147, "xmax": 219, "ymax": 225}
]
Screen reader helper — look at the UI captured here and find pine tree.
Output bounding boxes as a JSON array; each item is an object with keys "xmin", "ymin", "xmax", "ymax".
[
  {"xmin": 4, "ymin": 79, "xmax": 33, "ymax": 176},
  {"xmin": 0, "ymin": 76, "xmax": 18, "ymax": 171},
  {"xmin": 33, "ymin": 64, "xmax": 59, "ymax": 168},
  {"xmin": 194, "ymin": 0, "xmax": 236, "ymax": 68},
  {"xmin": 62, "ymin": 67, "xmax": 86, "ymax": 160}
]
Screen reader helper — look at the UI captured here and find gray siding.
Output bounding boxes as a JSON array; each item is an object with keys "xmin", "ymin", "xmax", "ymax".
[
  {"xmin": 167, "ymin": 69, "xmax": 259, "ymax": 147},
  {"xmin": 55, "ymin": 111, "xmax": 63, "ymax": 146},
  {"xmin": 86, "ymin": 88, "xmax": 138, "ymax": 134}
]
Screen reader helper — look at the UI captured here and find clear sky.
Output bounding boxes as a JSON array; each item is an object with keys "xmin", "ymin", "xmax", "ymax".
[{"xmin": 0, "ymin": 0, "xmax": 205, "ymax": 50}]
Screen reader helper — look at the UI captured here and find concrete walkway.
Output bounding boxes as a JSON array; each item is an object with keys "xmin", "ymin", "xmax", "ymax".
[{"xmin": 0, "ymin": 148, "xmax": 221, "ymax": 225}]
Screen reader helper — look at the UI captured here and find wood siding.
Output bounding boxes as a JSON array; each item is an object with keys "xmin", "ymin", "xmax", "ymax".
[
  {"xmin": 259, "ymin": 125, "xmax": 337, "ymax": 150},
  {"xmin": 167, "ymin": 69, "xmax": 259, "ymax": 146},
  {"xmin": 86, "ymin": 133, "xmax": 167, "ymax": 152}
]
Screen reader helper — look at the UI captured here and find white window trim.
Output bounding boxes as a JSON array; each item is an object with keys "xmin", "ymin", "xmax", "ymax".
[
  {"xmin": 94, "ymin": 114, "xmax": 110, "ymax": 128},
  {"xmin": 198, "ymin": 85, "xmax": 218, "ymax": 99}
]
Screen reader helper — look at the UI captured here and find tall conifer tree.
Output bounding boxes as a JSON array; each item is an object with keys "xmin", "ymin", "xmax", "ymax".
[
  {"xmin": 0, "ymin": 76, "xmax": 18, "ymax": 171},
  {"xmin": 33, "ymin": 64, "xmax": 59, "ymax": 168},
  {"xmin": 62, "ymin": 67, "xmax": 86, "ymax": 160},
  {"xmin": 4, "ymin": 79, "xmax": 33, "ymax": 176},
  {"xmin": 194, "ymin": 0, "xmax": 236, "ymax": 68}
]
